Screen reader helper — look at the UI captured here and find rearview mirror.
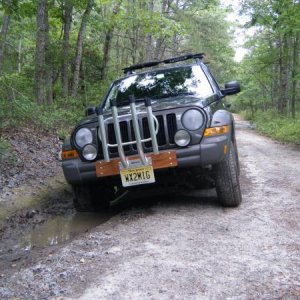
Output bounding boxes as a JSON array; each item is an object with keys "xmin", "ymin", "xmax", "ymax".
[{"xmin": 221, "ymin": 81, "xmax": 241, "ymax": 96}]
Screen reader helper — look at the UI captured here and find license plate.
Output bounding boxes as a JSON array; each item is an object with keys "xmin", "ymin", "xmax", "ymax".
[{"xmin": 119, "ymin": 159, "xmax": 155, "ymax": 187}]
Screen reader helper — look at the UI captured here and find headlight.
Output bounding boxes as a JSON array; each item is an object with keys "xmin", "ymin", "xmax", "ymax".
[
  {"xmin": 182, "ymin": 109, "xmax": 204, "ymax": 131},
  {"xmin": 174, "ymin": 130, "xmax": 191, "ymax": 147},
  {"xmin": 82, "ymin": 144, "xmax": 97, "ymax": 160},
  {"xmin": 75, "ymin": 128, "xmax": 93, "ymax": 148}
]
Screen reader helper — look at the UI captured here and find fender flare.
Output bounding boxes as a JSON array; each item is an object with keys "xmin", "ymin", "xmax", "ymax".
[
  {"xmin": 210, "ymin": 109, "xmax": 235, "ymax": 156},
  {"xmin": 210, "ymin": 109, "xmax": 233, "ymax": 127}
]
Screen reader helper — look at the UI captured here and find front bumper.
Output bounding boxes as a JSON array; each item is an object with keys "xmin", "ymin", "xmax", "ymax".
[{"xmin": 62, "ymin": 135, "xmax": 229, "ymax": 185}]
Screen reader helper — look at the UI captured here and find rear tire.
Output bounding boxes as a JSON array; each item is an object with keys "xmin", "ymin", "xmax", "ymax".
[
  {"xmin": 214, "ymin": 141, "xmax": 242, "ymax": 207},
  {"xmin": 72, "ymin": 183, "xmax": 114, "ymax": 212}
]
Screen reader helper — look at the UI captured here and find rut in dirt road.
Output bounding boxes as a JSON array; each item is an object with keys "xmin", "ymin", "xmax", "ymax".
[{"xmin": 0, "ymin": 118, "xmax": 299, "ymax": 299}]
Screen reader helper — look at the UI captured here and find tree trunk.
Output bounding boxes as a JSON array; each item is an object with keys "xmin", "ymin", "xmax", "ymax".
[
  {"xmin": 154, "ymin": 0, "xmax": 169, "ymax": 60},
  {"xmin": 71, "ymin": 0, "xmax": 94, "ymax": 98},
  {"xmin": 271, "ymin": 63, "xmax": 277, "ymax": 108},
  {"xmin": 146, "ymin": 0, "xmax": 154, "ymax": 62},
  {"xmin": 100, "ymin": 30, "xmax": 113, "ymax": 80},
  {"xmin": 146, "ymin": 34, "xmax": 152, "ymax": 62},
  {"xmin": 291, "ymin": 35, "xmax": 299, "ymax": 118},
  {"xmin": 154, "ymin": 38, "xmax": 163, "ymax": 60},
  {"xmin": 278, "ymin": 35, "xmax": 288, "ymax": 115},
  {"xmin": 18, "ymin": 39, "xmax": 22, "ymax": 73},
  {"xmin": 62, "ymin": 0, "xmax": 73, "ymax": 98},
  {"xmin": 115, "ymin": 34, "xmax": 120, "ymax": 73},
  {"xmin": 99, "ymin": 0, "xmax": 123, "ymax": 81},
  {"xmin": 35, "ymin": 0, "xmax": 48, "ymax": 105},
  {"xmin": 0, "ymin": 15, "xmax": 10, "ymax": 76},
  {"xmin": 45, "ymin": 1, "xmax": 53, "ymax": 105}
]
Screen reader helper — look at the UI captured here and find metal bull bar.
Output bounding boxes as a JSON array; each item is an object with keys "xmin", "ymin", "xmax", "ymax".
[{"xmin": 97, "ymin": 96, "xmax": 159, "ymax": 168}]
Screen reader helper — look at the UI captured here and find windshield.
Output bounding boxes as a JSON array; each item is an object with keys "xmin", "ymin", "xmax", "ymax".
[{"xmin": 104, "ymin": 65, "xmax": 213, "ymax": 108}]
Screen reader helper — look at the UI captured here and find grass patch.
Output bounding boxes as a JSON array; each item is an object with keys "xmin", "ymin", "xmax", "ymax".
[{"xmin": 242, "ymin": 110, "xmax": 300, "ymax": 145}]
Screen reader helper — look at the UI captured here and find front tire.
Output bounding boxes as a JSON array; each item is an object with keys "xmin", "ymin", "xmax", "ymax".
[
  {"xmin": 72, "ymin": 183, "xmax": 114, "ymax": 212},
  {"xmin": 214, "ymin": 141, "xmax": 242, "ymax": 207}
]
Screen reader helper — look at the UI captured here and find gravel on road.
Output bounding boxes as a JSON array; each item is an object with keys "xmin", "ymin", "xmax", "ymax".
[{"xmin": 0, "ymin": 118, "xmax": 299, "ymax": 299}]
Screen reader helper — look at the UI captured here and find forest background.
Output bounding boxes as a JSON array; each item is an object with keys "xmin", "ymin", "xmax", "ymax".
[{"xmin": 0, "ymin": 0, "xmax": 299, "ymax": 148}]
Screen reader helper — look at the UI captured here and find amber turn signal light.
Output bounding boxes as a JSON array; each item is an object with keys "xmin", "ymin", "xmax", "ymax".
[
  {"xmin": 62, "ymin": 149, "xmax": 78, "ymax": 160},
  {"xmin": 204, "ymin": 125, "xmax": 229, "ymax": 137}
]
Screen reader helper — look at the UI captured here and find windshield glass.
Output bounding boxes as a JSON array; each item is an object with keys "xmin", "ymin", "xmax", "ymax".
[{"xmin": 104, "ymin": 65, "xmax": 213, "ymax": 108}]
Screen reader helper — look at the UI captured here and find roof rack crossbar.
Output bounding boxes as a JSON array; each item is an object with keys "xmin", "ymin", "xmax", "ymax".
[
  {"xmin": 123, "ymin": 53, "xmax": 205, "ymax": 74},
  {"xmin": 123, "ymin": 61, "xmax": 160, "ymax": 74}
]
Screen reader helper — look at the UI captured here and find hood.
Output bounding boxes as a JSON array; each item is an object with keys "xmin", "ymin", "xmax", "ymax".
[{"xmin": 76, "ymin": 94, "xmax": 215, "ymax": 127}]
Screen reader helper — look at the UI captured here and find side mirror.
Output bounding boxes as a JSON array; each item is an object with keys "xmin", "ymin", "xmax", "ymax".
[
  {"xmin": 85, "ymin": 106, "xmax": 97, "ymax": 116},
  {"xmin": 221, "ymin": 81, "xmax": 241, "ymax": 96}
]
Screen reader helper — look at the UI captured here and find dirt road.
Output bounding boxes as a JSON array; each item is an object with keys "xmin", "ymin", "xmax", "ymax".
[{"xmin": 0, "ymin": 118, "xmax": 299, "ymax": 299}]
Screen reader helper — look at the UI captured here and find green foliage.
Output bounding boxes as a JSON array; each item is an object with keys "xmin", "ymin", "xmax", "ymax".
[
  {"xmin": 0, "ymin": 93, "xmax": 84, "ymax": 133},
  {"xmin": 177, "ymin": 5, "xmax": 237, "ymax": 83},
  {"xmin": 238, "ymin": 0, "xmax": 300, "ymax": 118},
  {"xmin": 37, "ymin": 103, "xmax": 83, "ymax": 130},
  {"xmin": 0, "ymin": 74, "xmax": 37, "ymax": 132},
  {"xmin": 0, "ymin": 0, "xmax": 237, "ymax": 135},
  {"xmin": 243, "ymin": 110, "xmax": 300, "ymax": 145}
]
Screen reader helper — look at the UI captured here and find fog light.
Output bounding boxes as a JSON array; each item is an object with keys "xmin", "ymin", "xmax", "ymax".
[
  {"xmin": 82, "ymin": 144, "xmax": 97, "ymax": 160},
  {"xmin": 174, "ymin": 130, "xmax": 191, "ymax": 147}
]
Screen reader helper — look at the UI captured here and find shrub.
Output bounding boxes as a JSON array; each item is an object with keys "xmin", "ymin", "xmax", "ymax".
[{"xmin": 247, "ymin": 110, "xmax": 300, "ymax": 145}]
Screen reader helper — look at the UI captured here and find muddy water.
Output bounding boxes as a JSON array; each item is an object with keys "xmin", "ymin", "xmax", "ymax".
[
  {"xmin": 0, "ymin": 190, "xmax": 133, "ymax": 263},
  {"xmin": 21, "ymin": 212, "xmax": 112, "ymax": 250},
  {"xmin": 0, "ymin": 212, "xmax": 114, "ymax": 262}
]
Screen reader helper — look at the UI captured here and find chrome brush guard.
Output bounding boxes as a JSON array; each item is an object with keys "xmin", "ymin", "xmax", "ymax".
[{"xmin": 97, "ymin": 96, "xmax": 159, "ymax": 168}]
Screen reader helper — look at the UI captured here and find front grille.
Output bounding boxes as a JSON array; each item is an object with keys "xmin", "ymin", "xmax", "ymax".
[
  {"xmin": 167, "ymin": 114, "xmax": 177, "ymax": 144},
  {"xmin": 106, "ymin": 113, "xmax": 177, "ymax": 155},
  {"xmin": 107, "ymin": 123, "xmax": 117, "ymax": 153},
  {"xmin": 120, "ymin": 121, "xmax": 130, "ymax": 152},
  {"xmin": 156, "ymin": 115, "xmax": 166, "ymax": 146}
]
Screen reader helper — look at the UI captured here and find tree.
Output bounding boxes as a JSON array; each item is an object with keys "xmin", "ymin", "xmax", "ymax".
[
  {"xmin": 61, "ymin": 0, "xmax": 73, "ymax": 98},
  {"xmin": 99, "ymin": 0, "xmax": 123, "ymax": 80},
  {"xmin": 1, "ymin": 0, "xmax": 237, "ymax": 108},
  {"xmin": 71, "ymin": 0, "xmax": 94, "ymax": 98},
  {"xmin": 238, "ymin": 0, "xmax": 300, "ymax": 117},
  {"xmin": 35, "ymin": 0, "xmax": 49, "ymax": 105},
  {"xmin": 0, "ymin": 15, "xmax": 10, "ymax": 76}
]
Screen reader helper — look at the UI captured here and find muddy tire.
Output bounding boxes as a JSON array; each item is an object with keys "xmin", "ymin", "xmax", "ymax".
[
  {"xmin": 72, "ymin": 184, "xmax": 113, "ymax": 212},
  {"xmin": 214, "ymin": 142, "xmax": 242, "ymax": 207}
]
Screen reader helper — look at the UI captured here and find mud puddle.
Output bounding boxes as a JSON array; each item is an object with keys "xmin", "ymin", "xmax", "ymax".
[
  {"xmin": 0, "ymin": 185, "xmax": 214, "ymax": 275},
  {"xmin": 20, "ymin": 212, "xmax": 112, "ymax": 250},
  {"xmin": 0, "ymin": 188, "xmax": 120, "ymax": 274},
  {"xmin": 0, "ymin": 211, "xmax": 117, "ymax": 276}
]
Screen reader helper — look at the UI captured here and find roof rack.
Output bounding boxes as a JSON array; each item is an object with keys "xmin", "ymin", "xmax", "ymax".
[{"xmin": 122, "ymin": 53, "xmax": 205, "ymax": 75}]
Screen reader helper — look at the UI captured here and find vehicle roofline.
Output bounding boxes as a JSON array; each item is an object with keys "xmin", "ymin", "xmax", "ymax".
[{"xmin": 114, "ymin": 62, "xmax": 203, "ymax": 82}]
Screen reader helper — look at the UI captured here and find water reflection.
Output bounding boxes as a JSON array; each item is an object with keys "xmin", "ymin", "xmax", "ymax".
[
  {"xmin": 22, "ymin": 212, "xmax": 111, "ymax": 250},
  {"xmin": 105, "ymin": 65, "xmax": 213, "ymax": 108}
]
